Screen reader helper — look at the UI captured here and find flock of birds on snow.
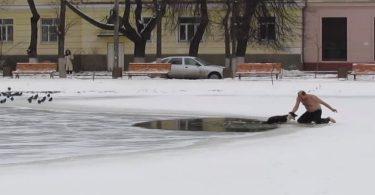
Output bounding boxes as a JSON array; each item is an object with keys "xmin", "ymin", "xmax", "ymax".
[{"xmin": 0, "ymin": 87, "xmax": 53, "ymax": 104}]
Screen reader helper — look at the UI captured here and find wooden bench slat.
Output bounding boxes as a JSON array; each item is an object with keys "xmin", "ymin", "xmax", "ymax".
[
  {"xmin": 351, "ymin": 64, "xmax": 375, "ymax": 80},
  {"xmin": 13, "ymin": 62, "xmax": 57, "ymax": 78},
  {"xmin": 125, "ymin": 63, "xmax": 171, "ymax": 78},
  {"xmin": 235, "ymin": 63, "xmax": 283, "ymax": 79}
]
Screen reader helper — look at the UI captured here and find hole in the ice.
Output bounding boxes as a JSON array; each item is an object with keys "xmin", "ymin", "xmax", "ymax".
[{"xmin": 133, "ymin": 118, "xmax": 278, "ymax": 132}]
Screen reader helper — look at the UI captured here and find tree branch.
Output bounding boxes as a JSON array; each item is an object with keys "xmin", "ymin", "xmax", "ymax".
[
  {"xmin": 65, "ymin": 0, "xmax": 114, "ymax": 30},
  {"xmin": 142, "ymin": 0, "xmax": 167, "ymax": 36},
  {"xmin": 120, "ymin": 0, "xmax": 140, "ymax": 41},
  {"xmin": 135, "ymin": 0, "xmax": 143, "ymax": 33}
]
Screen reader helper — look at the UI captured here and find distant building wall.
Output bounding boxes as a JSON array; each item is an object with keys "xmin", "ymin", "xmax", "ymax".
[
  {"xmin": 1, "ymin": 1, "xmax": 302, "ymax": 71},
  {"xmin": 303, "ymin": 2, "xmax": 375, "ymax": 70}
]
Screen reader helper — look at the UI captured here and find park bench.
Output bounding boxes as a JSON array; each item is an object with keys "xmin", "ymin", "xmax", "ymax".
[
  {"xmin": 350, "ymin": 63, "xmax": 375, "ymax": 80},
  {"xmin": 123, "ymin": 63, "xmax": 171, "ymax": 79},
  {"xmin": 235, "ymin": 63, "xmax": 283, "ymax": 80},
  {"xmin": 13, "ymin": 62, "xmax": 57, "ymax": 78}
]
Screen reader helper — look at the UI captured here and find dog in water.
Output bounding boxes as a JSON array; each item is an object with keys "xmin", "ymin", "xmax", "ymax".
[{"xmin": 263, "ymin": 112, "xmax": 298, "ymax": 124}]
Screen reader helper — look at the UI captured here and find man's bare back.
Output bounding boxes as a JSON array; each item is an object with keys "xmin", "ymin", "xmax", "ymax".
[
  {"xmin": 299, "ymin": 94, "xmax": 322, "ymax": 112},
  {"xmin": 291, "ymin": 91, "xmax": 337, "ymax": 123}
]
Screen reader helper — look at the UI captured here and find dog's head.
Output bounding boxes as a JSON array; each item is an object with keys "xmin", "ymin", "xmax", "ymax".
[{"xmin": 287, "ymin": 112, "xmax": 298, "ymax": 121}]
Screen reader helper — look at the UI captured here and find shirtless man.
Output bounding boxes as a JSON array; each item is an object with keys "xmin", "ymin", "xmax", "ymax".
[{"xmin": 291, "ymin": 90, "xmax": 337, "ymax": 124}]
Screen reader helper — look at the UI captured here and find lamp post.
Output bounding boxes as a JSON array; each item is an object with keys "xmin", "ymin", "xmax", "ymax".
[{"xmin": 112, "ymin": 0, "xmax": 122, "ymax": 78}]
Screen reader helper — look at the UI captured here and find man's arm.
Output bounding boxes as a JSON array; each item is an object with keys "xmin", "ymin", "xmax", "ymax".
[
  {"xmin": 315, "ymin": 96, "xmax": 337, "ymax": 112},
  {"xmin": 291, "ymin": 97, "xmax": 300, "ymax": 113}
]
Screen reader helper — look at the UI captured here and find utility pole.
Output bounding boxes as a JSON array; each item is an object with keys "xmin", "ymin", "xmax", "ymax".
[
  {"xmin": 231, "ymin": 0, "xmax": 239, "ymax": 76},
  {"xmin": 112, "ymin": 0, "xmax": 122, "ymax": 78}
]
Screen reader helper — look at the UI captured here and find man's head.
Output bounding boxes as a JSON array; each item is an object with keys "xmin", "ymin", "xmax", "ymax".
[{"xmin": 298, "ymin": 90, "xmax": 307, "ymax": 100}]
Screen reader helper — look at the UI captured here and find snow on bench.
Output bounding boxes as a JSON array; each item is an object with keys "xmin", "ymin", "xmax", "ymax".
[
  {"xmin": 124, "ymin": 63, "xmax": 171, "ymax": 79},
  {"xmin": 235, "ymin": 63, "xmax": 283, "ymax": 80},
  {"xmin": 351, "ymin": 63, "xmax": 375, "ymax": 80},
  {"xmin": 13, "ymin": 62, "xmax": 57, "ymax": 78}
]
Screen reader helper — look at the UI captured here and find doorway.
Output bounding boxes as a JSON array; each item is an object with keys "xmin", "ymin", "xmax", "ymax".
[{"xmin": 322, "ymin": 17, "xmax": 347, "ymax": 61}]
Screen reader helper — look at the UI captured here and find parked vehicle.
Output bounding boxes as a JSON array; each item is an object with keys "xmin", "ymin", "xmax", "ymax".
[{"xmin": 160, "ymin": 56, "xmax": 224, "ymax": 79}]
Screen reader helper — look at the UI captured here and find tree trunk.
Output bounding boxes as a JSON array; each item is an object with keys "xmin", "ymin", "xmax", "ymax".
[
  {"xmin": 156, "ymin": 17, "xmax": 162, "ymax": 62},
  {"xmin": 134, "ymin": 40, "xmax": 147, "ymax": 62},
  {"xmin": 223, "ymin": 0, "xmax": 231, "ymax": 68},
  {"xmin": 27, "ymin": 0, "xmax": 40, "ymax": 61},
  {"xmin": 234, "ymin": 1, "xmax": 257, "ymax": 58},
  {"xmin": 188, "ymin": 0, "xmax": 208, "ymax": 57},
  {"xmin": 230, "ymin": 0, "xmax": 239, "ymax": 73},
  {"xmin": 58, "ymin": 0, "xmax": 67, "ymax": 78},
  {"xmin": 58, "ymin": 0, "xmax": 66, "ymax": 57},
  {"xmin": 236, "ymin": 37, "xmax": 249, "ymax": 57}
]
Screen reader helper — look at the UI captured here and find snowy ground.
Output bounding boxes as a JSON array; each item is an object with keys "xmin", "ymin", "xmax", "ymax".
[{"xmin": 0, "ymin": 75, "xmax": 375, "ymax": 195}]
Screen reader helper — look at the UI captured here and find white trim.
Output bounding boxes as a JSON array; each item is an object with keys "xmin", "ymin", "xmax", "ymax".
[{"xmin": 40, "ymin": 18, "xmax": 58, "ymax": 43}]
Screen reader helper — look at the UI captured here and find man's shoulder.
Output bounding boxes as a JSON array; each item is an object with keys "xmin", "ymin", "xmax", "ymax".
[{"xmin": 308, "ymin": 94, "xmax": 317, "ymax": 98}]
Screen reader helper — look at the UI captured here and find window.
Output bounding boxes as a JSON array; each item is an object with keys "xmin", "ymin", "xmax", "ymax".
[
  {"xmin": 142, "ymin": 17, "xmax": 152, "ymax": 41},
  {"xmin": 41, "ymin": 18, "xmax": 58, "ymax": 42},
  {"xmin": 169, "ymin": 58, "xmax": 182, "ymax": 65},
  {"xmin": 0, "ymin": 19, "xmax": 13, "ymax": 42},
  {"xmin": 161, "ymin": 58, "xmax": 170, "ymax": 63},
  {"xmin": 322, "ymin": 17, "xmax": 347, "ymax": 61},
  {"xmin": 259, "ymin": 17, "xmax": 276, "ymax": 41},
  {"xmin": 184, "ymin": 58, "xmax": 200, "ymax": 66},
  {"xmin": 179, "ymin": 17, "xmax": 200, "ymax": 42}
]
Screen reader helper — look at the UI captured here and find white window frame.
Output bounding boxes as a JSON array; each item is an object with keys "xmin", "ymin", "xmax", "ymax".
[
  {"xmin": 0, "ymin": 19, "xmax": 13, "ymax": 42},
  {"xmin": 41, "ymin": 18, "xmax": 58, "ymax": 43},
  {"xmin": 178, "ymin": 17, "xmax": 200, "ymax": 42}
]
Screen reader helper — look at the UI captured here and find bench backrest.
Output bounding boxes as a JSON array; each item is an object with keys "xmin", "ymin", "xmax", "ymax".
[
  {"xmin": 353, "ymin": 63, "xmax": 375, "ymax": 73},
  {"xmin": 16, "ymin": 63, "xmax": 57, "ymax": 71},
  {"xmin": 128, "ymin": 63, "xmax": 171, "ymax": 72},
  {"xmin": 236, "ymin": 63, "xmax": 282, "ymax": 73}
]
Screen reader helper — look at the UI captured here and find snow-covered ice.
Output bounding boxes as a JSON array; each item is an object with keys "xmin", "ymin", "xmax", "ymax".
[{"xmin": 0, "ymin": 76, "xmax": 374, "ymax": 195}]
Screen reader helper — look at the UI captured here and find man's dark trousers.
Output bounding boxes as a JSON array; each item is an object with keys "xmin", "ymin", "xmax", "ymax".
[{"xmin": 297, "ymin": 109, "xmax": 330, "ymax": 124}]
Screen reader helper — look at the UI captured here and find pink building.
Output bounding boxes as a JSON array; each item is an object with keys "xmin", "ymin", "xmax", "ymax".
[{"xmin": 303, "ymin": 0, "xmax": 375, "ymax": 70}]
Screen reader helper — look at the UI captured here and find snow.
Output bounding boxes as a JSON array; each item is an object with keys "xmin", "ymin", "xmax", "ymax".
[{"xmin": 0, "ymin": 76, "xmax": 375, "ymax": 195}]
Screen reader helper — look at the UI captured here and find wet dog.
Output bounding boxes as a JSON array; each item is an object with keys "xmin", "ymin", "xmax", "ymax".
[{"xmin": 263, "ymin": 112, "xmax": 298, "ymax": 124}]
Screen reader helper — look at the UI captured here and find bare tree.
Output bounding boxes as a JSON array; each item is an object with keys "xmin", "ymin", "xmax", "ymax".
[
  {"xmin": 165, "ymin": 0, "xmax": 209, "ymax": 57},
  {"xmin": 27, "ymin": 0, "xmax": 40, "ymax": 62},
  {"xmin": 48, "ymin": 0, "xmax": 79, "ymax": 57},
  {"xmin": 65, "ymin": 0, "xmax": 167, "ymax": 63},
  {"xmin": 222, "ymin": 0, "xmax": 231, "ymax": 67},
  {"xmin": 189, "ymin": 0, "xmax": 208, "ymax": 56},
  {"xmin": 231, "ymin": 0, "xmax": 299, "ymax": 67},
  {"xmin": 48, "ymin": 0, "xmax": 80, "ymax": 77}
]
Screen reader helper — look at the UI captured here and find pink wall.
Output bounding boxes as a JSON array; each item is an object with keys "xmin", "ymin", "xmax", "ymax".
[{"xmin": 304, "ymin": 5, "xmax": 375, "ymax": 63}]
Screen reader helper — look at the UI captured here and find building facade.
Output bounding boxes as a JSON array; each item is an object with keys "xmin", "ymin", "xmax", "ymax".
[
  {"xmin": 0, "ymin": 0, "xmax": 302, "ymax": 71},
  {"xmin": 303, "ymin": 0, "xmax": 375, "ymax": 70}
]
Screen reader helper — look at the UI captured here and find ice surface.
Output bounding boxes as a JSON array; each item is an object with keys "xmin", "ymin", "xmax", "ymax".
[
  {"xmin": 0, "ymin": 107, "xmax": 254, "ymax": 165},
  {"xmin": 0, "ymin": 77, "xmax": 375, "ymax": 195}
]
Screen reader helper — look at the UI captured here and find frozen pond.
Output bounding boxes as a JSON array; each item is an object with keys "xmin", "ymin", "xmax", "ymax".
[{"xmin": 0, "ymin": 106, "xmax": 262, "ymax": 165}]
